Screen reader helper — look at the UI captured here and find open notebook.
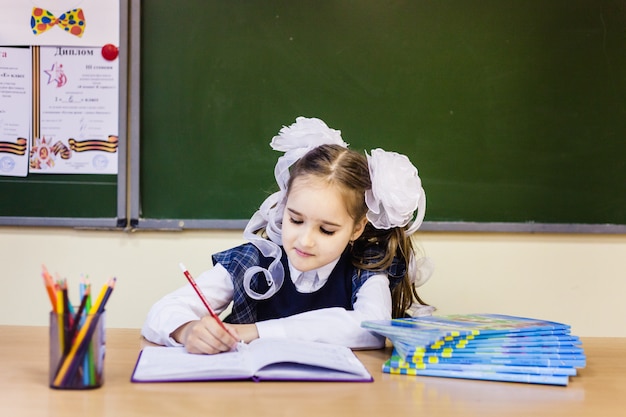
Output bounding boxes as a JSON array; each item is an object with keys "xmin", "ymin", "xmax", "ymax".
[{"xmin": 131, "ymin": 338, "xmax": 373, "ymax": 383}]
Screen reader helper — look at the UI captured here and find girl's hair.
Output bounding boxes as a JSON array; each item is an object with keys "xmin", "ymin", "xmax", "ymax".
[
  {"xmin": 287, "ymin": 144, "xmax": 427, "ymax": 318},
  {"xmin": 352, "ymin": 225, "xmax": 428, "ymax": 318},
  {"xmin": 287, "ymin": 144, "xmax": 370, "ymax": 221}
]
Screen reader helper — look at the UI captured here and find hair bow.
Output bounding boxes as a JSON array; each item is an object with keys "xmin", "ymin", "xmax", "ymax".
[{"xmin": 365, "ymin": 148, "xmax": 426, "ymax": 236}]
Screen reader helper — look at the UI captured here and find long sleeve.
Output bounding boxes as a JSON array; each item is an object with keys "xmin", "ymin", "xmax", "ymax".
[
  {"xmin": 255, "ymin": 274, "xmax": 391, "ymax": 349},
  {"xmin": 142, "ymin": 261, "xmax": 392, "ymax": 349},
  {"xmin": 140, "ymin": 264, "xmax": 234, "ymax": 346}
]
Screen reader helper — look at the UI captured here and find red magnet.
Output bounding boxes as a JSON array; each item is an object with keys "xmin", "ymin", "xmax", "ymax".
[{"xmin": 101, "ymin": 44, "xmax": 119, "ymax": 61}]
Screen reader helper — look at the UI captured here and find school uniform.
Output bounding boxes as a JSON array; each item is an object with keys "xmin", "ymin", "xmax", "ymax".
[{"xmin": 141, "ymin": 243, "xmax": 395, "ymax": 349}]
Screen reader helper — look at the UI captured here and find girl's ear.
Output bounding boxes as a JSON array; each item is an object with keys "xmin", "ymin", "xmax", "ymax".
[{"xmin": 351, "ymin": 216, "xmax": 368, "ymax": 241}]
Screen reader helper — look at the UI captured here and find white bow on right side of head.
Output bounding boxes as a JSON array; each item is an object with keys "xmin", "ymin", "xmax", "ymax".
[{"xmin": 365, "ymin": 148, "xmax": 426, "ymax": 236}]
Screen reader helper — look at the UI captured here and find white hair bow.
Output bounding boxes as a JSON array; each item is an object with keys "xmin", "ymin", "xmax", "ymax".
[{"xmin": 365, "ymin": 148, "xmax": 426, "ymax": 236}]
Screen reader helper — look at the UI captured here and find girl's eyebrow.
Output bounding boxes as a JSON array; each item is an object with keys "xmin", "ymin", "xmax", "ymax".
[{"xmin": 286, "ymin": 208, "xmax": 342, "ymax": 228}]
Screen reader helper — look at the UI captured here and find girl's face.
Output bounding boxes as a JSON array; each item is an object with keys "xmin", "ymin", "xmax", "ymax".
[{"xmin": 282, "ymin": 176, "xmax": 367, "ymax": 272}]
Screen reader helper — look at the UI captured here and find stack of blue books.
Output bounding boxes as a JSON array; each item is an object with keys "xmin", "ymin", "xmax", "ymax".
[{"xmin": 361, "ymin": 313, "xmax": 585, "ymax": 386}]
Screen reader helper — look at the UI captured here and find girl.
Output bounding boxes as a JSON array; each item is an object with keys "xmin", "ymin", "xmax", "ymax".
[{"xmin": 141, "ymin": 117, "xmax": 432, "ymax": 354}]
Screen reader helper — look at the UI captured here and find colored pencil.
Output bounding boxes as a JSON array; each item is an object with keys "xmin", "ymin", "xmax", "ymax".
[
  {"xmin": 41, "ymin": 265, "xmax": 57, "ymax": 311},
  {"xmin": 68, "ymin": 290, "xmax": 89, "ymax": 343},
  {"xmin": 55, "ymin": 284, "xmax": 65, "ymax": 355},
  {"xmin": 61, "ymin": 280, "xmax": 71, "ymax": 355},
  {"xmin": 83, "ymin": 279, "xmax": 94, "ymax": 386},
  {"xmin": 52, "ymin": 278, "xmax": 116, "ymax": 387}
]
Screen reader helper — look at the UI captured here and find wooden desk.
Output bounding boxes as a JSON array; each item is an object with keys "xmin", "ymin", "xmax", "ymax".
[{"xmin": 1, "ymin": 326, "xmax": 624, "ymax": 417}]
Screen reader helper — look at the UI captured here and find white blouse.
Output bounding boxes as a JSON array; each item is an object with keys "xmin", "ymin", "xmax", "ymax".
[{"xmin": 141, "ymin": 258, "xmax": 391, "ymax": 349}]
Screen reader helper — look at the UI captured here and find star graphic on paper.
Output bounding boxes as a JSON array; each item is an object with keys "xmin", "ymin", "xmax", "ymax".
[
  {"xmin": 43, "ymin": 63, "xmax": 58, "ymax": 84},
  {"xmin": 43, "ymin": 63, "xmax": 67, "ymax": 87}
]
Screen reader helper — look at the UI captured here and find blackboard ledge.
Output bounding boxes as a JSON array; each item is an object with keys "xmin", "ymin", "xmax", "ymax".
[
  {"xmin": 420, "ymin": 222, "xmax": 626, "ymax": 234},
  {"xmin": 134, "ymin": 219, "xmax": 626, "ymax": 234},
  {"xmin": 135, "ymin": 218, "xmax": 249, "ymax": 231},
  {"xmin": 0, "ymin": 217, "xmax": 124, "ymax": 229}
]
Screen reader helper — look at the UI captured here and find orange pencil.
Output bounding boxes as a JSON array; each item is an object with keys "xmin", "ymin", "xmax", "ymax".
[{"xmin": 41, "ymin": 265, "xmax": 57, "ymax": 311}]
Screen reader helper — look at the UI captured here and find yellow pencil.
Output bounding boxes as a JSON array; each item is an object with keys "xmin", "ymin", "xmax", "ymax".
[{"xmin": 56, "ymin": 287, "xmax": 64, "ymax": 354}]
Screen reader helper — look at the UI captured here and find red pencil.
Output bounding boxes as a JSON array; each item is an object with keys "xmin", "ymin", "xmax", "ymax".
[{"xmin": 178, "ymin": 263, "xmax": 237, "ymax": 339}]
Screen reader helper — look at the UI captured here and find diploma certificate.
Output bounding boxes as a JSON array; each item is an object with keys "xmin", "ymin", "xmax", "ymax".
[
  {"xmin": 32, "ymin": 46, "xmax": 118, "ymax": 174},
  {"xmin": 0, "ymin": 47, "xmax": 31, "ymax": 177}
]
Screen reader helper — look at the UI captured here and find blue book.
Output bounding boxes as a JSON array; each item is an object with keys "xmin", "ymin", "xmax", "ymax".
[
  {"xmin": 386, "ymin": 353, "xmax": 578, "ymax": 376},
  {"xmin": 362, "ymin": 313, "xmax": 572, "ymax": 343},
  {"xmin": 409, "ymin": 334, "xmax": 581, "ymax": 349},
  {"xmin": 397, "ymin": 352, "xmax": 586, "ymax": 368},
  {"xmin": 394, "ymin": 340, "xmax": 585, "ymax": 359},
  {"xmin": 362, "ymin": 313, "xmax": 586, "ymax": 384},
  {"xmin": 382, "ymin": 360, "xmax": 570, "ymax": 386}
]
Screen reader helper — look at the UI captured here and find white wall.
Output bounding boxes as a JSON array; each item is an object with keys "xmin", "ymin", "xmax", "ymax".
[{"xmin": 1, "ymin": 226, "xmax": 624, "ymax": 336}]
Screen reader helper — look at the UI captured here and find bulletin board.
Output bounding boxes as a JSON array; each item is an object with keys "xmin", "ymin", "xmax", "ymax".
[{"xmin": 0, "ymin": 0, "xmax": 127, "ymax": 228}]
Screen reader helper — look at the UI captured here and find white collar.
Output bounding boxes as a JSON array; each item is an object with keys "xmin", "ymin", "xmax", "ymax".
[{"xmin": 288, "ymin": 256, "xmax": 341, "ymax": 287}]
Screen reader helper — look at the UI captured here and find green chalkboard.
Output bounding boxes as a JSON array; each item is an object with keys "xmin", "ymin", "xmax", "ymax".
[
  {"xmin": 0, "ymin": 174, "xmax": 117, "ymax": 218},
  {"xmin": 136, "ymin": 0, "xmax": 626, "ymax": 231}
]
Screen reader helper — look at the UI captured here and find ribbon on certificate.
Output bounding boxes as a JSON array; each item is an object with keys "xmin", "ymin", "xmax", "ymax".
[
  {"xmin": 0, "ymin": 138, "xmax": 27, "ymax": 156},
  {"xmin": 69, "ymin": 135, "xmax": 119, "ymax": 153},
  {"xmin": 31, "ymin": 7, "xmax": 86, "ymax": 38},
  {"xmin": 52, "ymin": 141, "xmax": 71, "ymax": 160},
  {"xmin": 29, "ymin": 135, "xmax": 118, "ymax": 170}
]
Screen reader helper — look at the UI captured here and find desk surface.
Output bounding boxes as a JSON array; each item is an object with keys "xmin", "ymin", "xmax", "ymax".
[{"xmin": 1, "ymin": 327, "xmax": 624, "ymax": 417}]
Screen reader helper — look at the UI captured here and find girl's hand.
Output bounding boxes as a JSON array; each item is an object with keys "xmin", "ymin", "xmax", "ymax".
[
  {"xmin": 228, "ymin": 323, "xmax": 260, "ymax": 344},
  {"xmin": 171, "ymin": 316, "xmax": 240, "ymax": 354}
]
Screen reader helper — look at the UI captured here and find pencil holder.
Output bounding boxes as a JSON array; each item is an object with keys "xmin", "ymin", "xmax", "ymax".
[{"xmin": 49, "ymin": 310, "xmax": 106, "ymax": 389}]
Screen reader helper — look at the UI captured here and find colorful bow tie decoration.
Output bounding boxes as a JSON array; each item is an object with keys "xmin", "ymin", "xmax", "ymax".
[{"xmin": 31, "ymin": 7, "xmax": 86, "ymax": 38}]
